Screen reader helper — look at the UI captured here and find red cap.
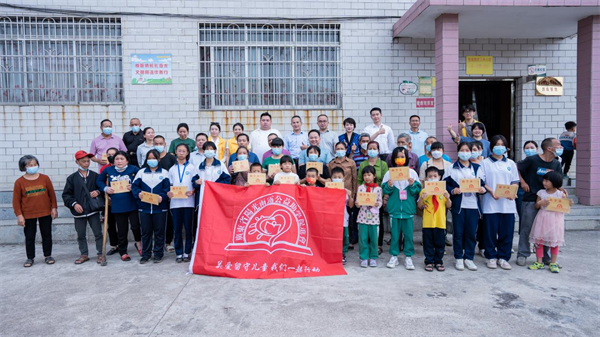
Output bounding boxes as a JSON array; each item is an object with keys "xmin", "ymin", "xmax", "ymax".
[{"xmin": 75, "ymin": 150, "xmax": 94, "ymax": 160}]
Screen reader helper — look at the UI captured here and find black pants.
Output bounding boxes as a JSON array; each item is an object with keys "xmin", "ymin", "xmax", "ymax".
[
  {"xmin": 114, "ymin": 210, "xmax": 140, "ymax": 256},
  {"xmin": 165, "ymin": 208, "xmax": 174, "ymax": 244},
  {"xmin": 423, "ymin": 227, "xmax": 445, "ymax": 265},
  {"xmin": 561, "ymin": 149, "xmax": 574, "ymax": 175},
  {"xmin": 192, "ymin": 207, "xmax": 199, "ymax": 245},
  {"xmin": 105, "ymin": 207, "xmax": 118, "ymax": 247},
  {"xmin": 24, "ymin": 215, "xmax": 53, "ymax": 259},
  {"xmin": 476, "ymin": 217, "xmax": 485, "ymax": 250},
  {"xmin": 139, "ymin": 212, "xmax": 167, "ymax": 259},
  {"xmin": 350, "ymin": 206, "xmax": 360, "ymax": 244}
]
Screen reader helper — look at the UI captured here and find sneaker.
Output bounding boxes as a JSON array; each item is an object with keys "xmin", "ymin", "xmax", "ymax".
[
  {"xmin": 369, "ymin": 259, "xmax": 377, "ymax": 268},
  {"xmin": 464, "ymin": 259, "xmax": 478, "ymax": 271},
  {"xmin": 486, "ymin": 259, "xmax": 497, "ymax": 269},
  {"xmin": 479, "ymin": 248, "xmax": 486, "ymax": 258},
  {"xmin": 360, "ymin": 260, "xmax": 368, "ymax": 268},
  {"xmin": 498, "ymin": 259, "xmax": 512, "ymax": 270},
  {"xmin": 455, "ymin": 259, "xmax": 465, "ymax": 271},
  {"xmin": 387, "ymin": 256, "xmax": 399, "ymax": 268},
  {"xmin": 140, "ymin": 257, "xmax": 150, "ymax": 264},
  {"xmin": 549, "ymin": 263, "xmax": 560, "ymax": 273},
  {"xmin": 516, "ymin": 256, "xmax": 527, "ymax": 266},
  {"xmin": 153, "ymin": 257, "xmax": 163, "ymax": 264},
  {"xmin": 404, "ymin": 256, "xmax": 415, "ymax": 270},
  {"xmin": 183, "ymin": 255, "xmax": 191, "ymax": 263},
  {"xmin": 176, "ymin": 255, "xmax": 183, "ymax": 263},
  {"xmin": 528, "ymin": 262, "xmax": 545, "ymax": 270},
  {"xmin": 342, "ymin": 255, "xmax": 347, "ymax": 265}
]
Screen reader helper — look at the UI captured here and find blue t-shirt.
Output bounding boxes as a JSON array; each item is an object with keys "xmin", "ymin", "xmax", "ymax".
[{"xmin": 228, "ymin": 152, "xmax": 261, "ymax": 165}]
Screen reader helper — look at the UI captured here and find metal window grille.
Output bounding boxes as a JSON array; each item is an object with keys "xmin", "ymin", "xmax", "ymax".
[
  {"xmin": 199, "ymin": 23, "xmax": 341, "ymax": 110},
  {"xmin": 0, "ymin": 16, "xmax": 123, "ymax": 104}
]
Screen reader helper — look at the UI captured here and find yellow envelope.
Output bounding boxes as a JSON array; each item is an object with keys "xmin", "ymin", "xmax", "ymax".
[
  {"xmin": 460, "ymin": 178, "xmax": 481, "ymax": 193},
  {"xmin": 357, "ymin": 192, "xmax": 376, "ymax": 206},
  {"xmin": 306, "ymin": 162, "xmax": 323, "ymax": 175},
  {"xmin": 278, "ymin": 175, "xmax": 297, "ymax": 185},
  {"xmin": 424, "ymin": 181, "xmax": 446, "ymax": 195},
  {"xmin": 325, "ymin": 181, "xmax": 344, "ymax": 189},
  {"xmin": 389, "ymin": 167, "xmax": 409, "ymax": 181},
  {"xmin": 101, "ymin": 153, "xmax": 108, "ymax": 162},
  {"xmin": 268, "ymin": 164, "xmax": 281, "ymax": 176},
  {"xmin": 248, "ymin": 173, "xmax": 267, "ymax": 186},
  {"xmin": 232, "ymin": 159, "xmax": 249, "ymax": 173},
  {"xmin": 171, "ymin": 186, "xmax": 187, "ymax": 199},
  {"xmin": 495, "ymin": 184, "xmax": 518, "ymax": 199},
  {"xmin": 547, "ymin": 197, "xmax": 571, "ymax": 213},
  {"xmin": 140, "ymin": 191, "xmax": 159, "ymax": 205},
  {"xmin": 111, "ymin": 180, "xmax": 129, "ymax": 194}
]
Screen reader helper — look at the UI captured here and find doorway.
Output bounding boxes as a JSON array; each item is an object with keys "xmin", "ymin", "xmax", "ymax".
[{"xmin": 458, "ymin": 79, "xmax": 515, "ymax": 157}]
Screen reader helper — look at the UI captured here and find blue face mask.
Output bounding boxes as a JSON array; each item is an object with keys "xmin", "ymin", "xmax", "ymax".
[
  {"xmin": 524, "ymin": 149, "xmax": 537, "ymax": 157},
  {"xmin": 332, "ymin": 178, "xmax": 343, "ymax": 183},
  {"xmin": 102, "ymin": 127, "xmax": 113, "ymax": 135},
  {"xmin": 147, "ymin": 159, "xmax": 159, "ymax": 168},
  {"xmin": 272, "ymin": 148, "xmax": 283, "ymax": 156},
  {"xmin": 367, "ymin": 149, "xmax": 379, "ymax": 158},
  {"xmin": 554, "ymin": 148, "xmax": 564, "ymax": 156},
  {"xmin": 308, "ymin": 154, "xmax": 318, "ymax": 162},
  {"xmin": 154, "ymin": 145, "xmax": 164, "ymax": 153},
  {"xmin": 204, "ymin": 150, "xmax": 215, "ymax": 159},
  {"xmin": 131, "ymin": 126, "xmax": 140, "ymax": 133},
  {"xmin": 426, "ymin": 144, "xmax": 432, "ymax": 153},
  {"xmin": 115, "ymin": 165, "xmax": 128, "ymax": 172},
  {"xmin": 238, "ymin": 154, "xmax": 248, "ymax": 161},
  {"xmin": 471, "ymin": 151, "xmax": 482, "ymax": 159},
  {"xmin": 336, "ymin": 150, "xmax": 346, "ymax": 158},
  {"xmin": 493, "ymin": 146, "xmax": 507, "ymax": 156},
  {"xmin": 26, "ymin": 166, "xmax": 39, "ymax": 174},
  {"xmin": 78, "ymin": 165, "xmax": 88, "ymax": 172},
  {"xmin": 458, "ymin": 152, "xmax": 471, "ymax": 161}
]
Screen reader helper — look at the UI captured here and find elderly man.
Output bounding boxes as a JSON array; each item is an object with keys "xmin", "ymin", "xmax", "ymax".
[
  {"xmin": 249, "ymin": 112, "xmax": 281, "ymax": 163},
  {"xmin": 316, "ymin": 114, "xmax": 338, "ymax": 157},
  {"xmin": 363, "ymin": 107, "xmax": 395, "ymax": 160},
  {"xmin": 298, "ymin": 129, "xmax": 334, "ymax": 165},
  {"xmin": 385, "ymin": 133, "xmax": 420, "ymax": 171},
  {"xmin": 90, "ymin": 119, "xmax": 127, "ymax": 169}
]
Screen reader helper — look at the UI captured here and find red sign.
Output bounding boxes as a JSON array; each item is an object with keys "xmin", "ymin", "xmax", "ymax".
[
  {"xmin": 416, "ymin": 97, "xmax": 435, "ymax": 108},
  {"xmin": 190, "ymin": 182, "xmax": 347, "ymax": 279}
]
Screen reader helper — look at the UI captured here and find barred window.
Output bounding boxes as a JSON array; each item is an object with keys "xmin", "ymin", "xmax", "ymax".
[
  {"xmin": 0, "ymin": 16, "xmax": 123, "ymax": 104},
  {"xmin": 199, "ymin": 23, "xmax": 341, "ymax": 110}
]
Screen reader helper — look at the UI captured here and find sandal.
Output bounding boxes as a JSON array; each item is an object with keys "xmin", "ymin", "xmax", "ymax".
[
  {"xmin": 378, "ymin": 247, "xmax": 383, "ymax": 255},
  {"xmin": 425, "ymin": 264, "xmax": 434, "ymax": 272},
  {"xmin": 134, "ymin": 242, "xmax": 142, "ymax": 256},
  {"xmin": 44, "ymin": 256, "xmax": 55, "ymax": 265},
  {"xmin": 435, "ymin": 264, "xmax": 445, "ymax": 272},
  {"xmin": 166, "ymin": 245, "xmax": 175, "ymax": 253},
  {"xmin": 23, "ymin": 259, "xmax": 34, "ymax": 268},
  {"xmin": 97, "ymin": 256, "xmax": 104, "ymax": 264},
  {"xmin": 107, "ymin": 247, "xmax": 118, "ymax": 256},
  {"xmin": 121, "ymin": 254, "xmax": 131, "ymax": 262},
  {"xmin": 74, "ymin": 255, "xmax": 89, "ymax": 264}
]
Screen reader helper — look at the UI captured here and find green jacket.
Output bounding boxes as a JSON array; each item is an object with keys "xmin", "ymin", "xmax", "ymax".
[{"xmin": 382, "ymin": 181, "xmax": 421, "ymax": 219}]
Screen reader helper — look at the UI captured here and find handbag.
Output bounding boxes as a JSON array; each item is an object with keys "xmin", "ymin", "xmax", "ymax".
[{"xmin": 81, "ymin": 176, "xmax": 105, "ymax": 212}]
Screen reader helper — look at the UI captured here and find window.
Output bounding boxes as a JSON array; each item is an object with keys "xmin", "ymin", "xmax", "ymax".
[
  {"xmin": 0, "ymin": 16, "xmax": 123, "ymax": 104},
  {"xmin": 199, "ymin": 23, "xmax": 341, "ymax": 110}
]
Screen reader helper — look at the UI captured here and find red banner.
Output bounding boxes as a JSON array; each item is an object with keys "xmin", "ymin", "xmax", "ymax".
[{"xmin": 190, "ymin": 181, "xmax": 347, "ymax": 279}]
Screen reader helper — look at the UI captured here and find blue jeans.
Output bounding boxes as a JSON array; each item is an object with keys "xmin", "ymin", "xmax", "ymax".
[{"xmin": 171, "ymin": 207, "xmax": 194, "ymax": 256}]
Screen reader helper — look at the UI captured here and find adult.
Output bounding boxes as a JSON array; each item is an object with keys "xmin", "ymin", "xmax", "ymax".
[
  {"xmin": 225, "ymin": 122, "xmax": 245, "ymax": 165},
  {"xmin": 418, "ymin": 136, "xmax": 452, "ymax": 169},
  {"xmin": 228, "ymin": 133, "xmax": 260, "ymax": 165},
  {"xmin": 13, "ymin": 155, "xmax": 58, "ymax": 267},
  {"xmin": 249, "ymin": 112, "xmax": 281, "ymax": 163},
  {"xmin": 298, "ymin": 130, "xmax": 334, "ymax": 165},
  {"xmin": 340, "ymin": 117, "xmax": 360, "ymax": 158},
  {"xmin": 448, "ymin": 122, "xmax": 491, "ymax": 158},
  {"xmin": 208, "ymin": 122, "xmax": 227, "ymax": 163},
  {"xmin": 153, "ymin": 136, "xmax": 177, "ymax": 171},
  {"xmin": 407, "ymin": 115, "xmax": 428, "ymax": 157},
  {"xmin": 559, "ymin": 121, "xmax": 577, "ymax": 178},
  {"xmin": 352, "ymin": 133, "xmax": 372, "ymax": 170},
  {"xmin": 386, "ymin": 133, "xmax": 420, "ymax": 172},
  {"xmin": 62, "ymin": 151, "xmax": 104, "ymax": 265},
  {"xmin": 90, "ymin": 119, "xmax": 127, "ymax": 169},
  {"xmin": 122, "ymin": 118, "xmax": 145, "ymax": 167},
  {"xmin": 328, "ymin": 141, "xmax": 358, "ymax": 197},
  {"xmin": 316, "ymin": 114, "xmax": 338, "ymax": 158},
  {"xmin": 136, "ymin": 127, "xmax": 155, "ymax": 167},
  {"xmin": 459, "ymin": 104, "xmax": 488, "ymax": 140},
  {"xmin": 284, "ymin": 115, "xmax": 309, "ymax": 164},
  {"xmin": 516, "ymin": 138, "xmax": 563, "ymax": 267},
  {"xmin": 190, "ymin": 133, "xmax": 208, "ymax": 168},
  {"xmin": 168, "ymin": 123, "xmax": 196, "ymax": 154},
  {"xmin": 262, "ymin": 133, "xmax": 291, "ymax": 161},
  {"xmin": 363, "ymin": 107, "xmax": 395, "ymax": 159},
  {"xmin": 419, "ymin": 142, "xmax": 453, "ymax": 183}
]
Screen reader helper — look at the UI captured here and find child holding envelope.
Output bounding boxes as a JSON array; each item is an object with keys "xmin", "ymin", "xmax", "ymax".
[
  {"xmin": 355, "ymin": 166, "xmax": 383, "ymax": 268},
  {"xmin": 231, "ymin": 146, "xmax": 251, "ymax": 186},
  {"xmin": 273, "ymin": 156, "xmax": 300, "ymax": 185}
]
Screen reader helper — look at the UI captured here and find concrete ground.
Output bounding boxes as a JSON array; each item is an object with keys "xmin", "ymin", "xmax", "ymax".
[{"xmin": 1, "ymin": 231, "xmax": 599, "ymax": 337}]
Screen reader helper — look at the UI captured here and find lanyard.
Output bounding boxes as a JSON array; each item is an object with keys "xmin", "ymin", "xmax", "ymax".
[{"xmin": 177, "ymin": 162, "xmax": 188, "ymax": 184}]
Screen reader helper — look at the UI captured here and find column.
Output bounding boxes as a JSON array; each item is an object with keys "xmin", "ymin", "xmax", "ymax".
[
  {"xmin": 435, "ymin": 14, "xmax": 459, "ymax": 160},
  {"xmin": 576, "ymin": 16, "xmax": 600, "ymax": 206}
]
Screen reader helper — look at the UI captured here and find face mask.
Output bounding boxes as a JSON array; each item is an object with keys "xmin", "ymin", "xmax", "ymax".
[
  {"xmin": 458, "ymin": 152, "xmax": 471, "ymax": 161},
  {"xmin": 361, "ymin": 143, "xmax": 368, "ymax": 151},
  {"xmin": 78, "ymin": 165, "xmax": 88, "ymax": 172},
  {"xmin": 26, "ymin": 166, "xmax": 39, "ymax": 174},
  {"xmin": 332, "ymin": 178, "xmax": 343, "ymax": 183},
  {"xmin": 493, "ymin": 146, "xmax": 507, "ymax": 156},
  {"xmin": 554, "ymin": 148, "xmax": 564, "ymax": 156},
  {"xmin": 426, "ymin": 144, "xmax": 432, "ymax": 153},
  {"xmin": 238, "ymin": 154, "xmax": 248, "ymax": 161},
  {"xmin": 154, "ymin": 145, "xmax": 165, "ymax": 153},
  {"xmin": 395, "ymin": 158, "xmax": 406, "ymax": 166},
  {"xmin": 272, "ymin": 148, "xmax": 283, "ymax": 156},
  {"xmin": 470, "ymin": 151, "xmax": 482, "ymax": 159},
  {"xmin": 400, "ymin": 145, "xmax": 408, "ymax": 150},
  {"xmin": 367, "ymin": 150, "xmax": 379, "ymax": 158},
  {"xmin": 102, "ymin": 127, "xmax": 113, "ymax": 135},
  {"xmin": 306, "ymin": 177, "xmax": 317, "ymax": 185},
  {"xmin": 308, "ymin": 154, "xmax": 318, "ymax": 162},
  {"xmin": 204, "ymin": 150, "xmax": 215, "ymax": 159},
  {"xmin": 336, "ymin": 150, "xmax": 346, "ymax": 158},
  {"xmin": 427, "ymin": 178, "xmax": 439, "ymax": 182},
  {"xmin": 107, "ymin": 155, "xmax": 115, "ymax": 164},
  {"xmin": 147, "ymin": 159, "xmax": 159, "ymax": 168},
  {"xmin": 524, "ymin": 149, "xmax": 537, "ymax": 157},
  {"xmin": 131, "ymin": 126, "xmax": 140, "ymax": 133},
  {"xmin": 116, "ymin": 165, "xmax": 128, "ymax": 172},
  {"xmin": 431, "ymin": 150, "xmax": 443, "ymax": 159}
]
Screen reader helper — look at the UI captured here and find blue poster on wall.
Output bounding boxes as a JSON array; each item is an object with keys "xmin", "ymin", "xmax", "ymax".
[{"xmin": 131, "ymin": 54, "xmax": 172, "ymax": 85}]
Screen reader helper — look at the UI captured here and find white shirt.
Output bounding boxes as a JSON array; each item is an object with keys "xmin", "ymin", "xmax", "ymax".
[
  {"xmin": 363, "ymin": 124, "xmax": 395, "ymax": 155},
  {"xmin": 168, "ymin": 162, "xmax": 197, "ymax": 209},
  {"xmin": 480, "ymin": 156, "xmax": 520, "ymax": 214},
  {"xmin": 136, "ymin": 142, "xmax": 155, "ymax": 167},
  {"xmin": 273, "ymin": 171, "xmax": 299, "ymax": 183},
  {"xmin": 249, "ymin": 128, "xmax": 282, "ymax": 164},
  {"xmin": 443, "ymin": 162, "xmax": 483, "ymax": 210},
  {"xmin": 197, "ymin": 161, "xmax": 230, "ymax": 183},
  {"xmin": 408, "ymin": 129, "xmax": 429, "ymax": 157},
  {"xmin": 382, "ymin": 168, "xmax": 420, "ymax": 193},
  {"xmin": 189, "ymin": 151, "xmax": 205, "ymax": 169}
]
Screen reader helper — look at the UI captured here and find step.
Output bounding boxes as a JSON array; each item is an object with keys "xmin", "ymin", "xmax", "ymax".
[{"xmin": 0, "ymin": 202, "xmax": 73, "ymax": 220}]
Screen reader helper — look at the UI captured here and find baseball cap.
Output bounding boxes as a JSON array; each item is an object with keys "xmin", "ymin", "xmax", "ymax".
[{"xmin": 75, "ymin": 150, "xmax": 94, "ymax": 160}]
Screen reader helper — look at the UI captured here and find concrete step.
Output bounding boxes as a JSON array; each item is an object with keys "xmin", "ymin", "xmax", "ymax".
[{"xmin": 0, "ymin": 202, "xmax": 73, "ymax": 220}]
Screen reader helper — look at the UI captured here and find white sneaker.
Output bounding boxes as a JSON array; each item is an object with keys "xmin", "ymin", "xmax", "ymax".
[
  {"xmin": 387, "ymin": 256, "xmax": 399, "ymax": 268},
  {"xmin": 404, "ymin": 256, "xmax": 415, "ymax": 270},
  {"xmin": 486, "ymin": 259, "xmax": 498, "ymax": 269},
  {"xmin": 360, "ymin": 260, "xmax": 368, "ymax": 268},
  {"xmin": 455, "ymin": 259, "xmax": 464, "ymax": 271},
  {"xmin": 464, "ymin": 259, "xmax": 478, "ymax": 271},
  {"xmin": 498, "ymin": 259, "xmax": 512, "ymax": 270},
  {"xmin": 479, "ymin": 249, "xmax": 486, "ymax": 258},
  {"xmin": 369, "ymin": 259, "xmax": 377, "ymax": 267}
]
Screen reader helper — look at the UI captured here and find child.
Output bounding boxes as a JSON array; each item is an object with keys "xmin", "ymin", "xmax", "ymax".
[
  {"xmin": 528, "ymin": 171, "xmax": 572, "ymax": 273},
  {"xmin": 331, "ymin": 167, "xmax": 354, "ymax": 265},
  {"xmin": 244, "ymin": 163, "xmax": 270, "ymax": 187},
  {"xmin": 273, "ymin": 155, "xmax": 300, "ymax": 185},
  {"xmin": 382, "ymin": 147, "xmax": 421, "ymax": 270},
  {"xmin": 231, "ymin": 146, "xmax": 251, "ymax": 186},
  {"xmin": 418, "ymin": 166, "xmax": 452, "ymax": 272},
  {"xmin": 264, "ymin": 138, "xmax": 296, "ymax": 182},
  {"xmin": 168, "ymin": 123, "xmax": 196, "ymax": 154},
  {"xmin": 302, "ymin": 167, "xmax": 321, "ymax": 187},
  {"xmin": 558, "ymin": 121, "xmax": 576, "ymax": 178},
  {"xmin": 355, "ymin": 166, "xmax": 383, "ymax": 268}
]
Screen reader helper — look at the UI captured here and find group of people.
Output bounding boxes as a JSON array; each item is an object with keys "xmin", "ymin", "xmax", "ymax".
[{"xmin": 12, "ymin": 106, "xmax": 576, "ymax": 275}]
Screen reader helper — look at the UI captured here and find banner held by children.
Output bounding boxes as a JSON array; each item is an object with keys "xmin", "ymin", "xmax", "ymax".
[{"xmin": 190, "ymin": 182, "xmax": 347, "ymax": 279}]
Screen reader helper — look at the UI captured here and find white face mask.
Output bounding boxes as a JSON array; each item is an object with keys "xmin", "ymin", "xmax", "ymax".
[
  {"xmin": 361, "ymin": 143, "xmax": 368, "ymax": 151},
  {"xmin": 427, "ymin": 178, "xmax": 439, "ymax": 182},
  {"xmin": 431, "ymin": 150, "xmax": 443, "ymax": 159}
]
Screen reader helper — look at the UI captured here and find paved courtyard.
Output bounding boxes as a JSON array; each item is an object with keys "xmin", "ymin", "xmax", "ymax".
[{"xmin": 1, "ymin": 231, "xmax": 599, "ymax": 336}]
